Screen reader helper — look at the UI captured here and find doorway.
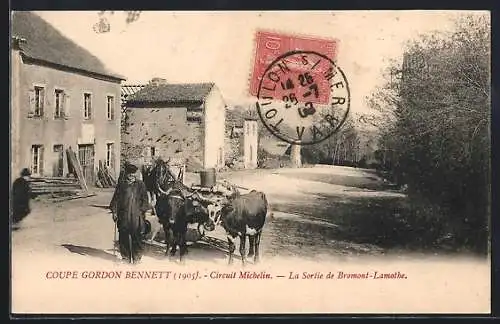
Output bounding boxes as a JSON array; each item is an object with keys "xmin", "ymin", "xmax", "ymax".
[
  {"xmin": 78, "ymin": 144, "xmax": 95, "ymax": 186},
  {"xmin": 53, "ymin": 144, "xmax": 64, "ymax": 177}
]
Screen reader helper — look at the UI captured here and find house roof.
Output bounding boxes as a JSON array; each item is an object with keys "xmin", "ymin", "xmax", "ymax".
[
  {"xmin": 11, "ymin": 11, "xmax": 125, "ymax": 81},
  {"xmin": 122, "ymin": 85, "xmax": 146, "ymax": 97},
  {"xmin": 121, "ymin": 84, "xmax": 146, "ymax": 106},
  {"xmin": 126, "ymin": 83, "xmax": 216, "ymax": 105},
  {"xmin": 121, "ymin": 85, "xmax": 145, "ymax": 109}
]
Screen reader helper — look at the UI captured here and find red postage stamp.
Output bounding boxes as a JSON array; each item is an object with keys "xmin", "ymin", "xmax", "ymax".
[{"xmin": 249, "ymin": 30, "xmax": 338, "ymax": 104}]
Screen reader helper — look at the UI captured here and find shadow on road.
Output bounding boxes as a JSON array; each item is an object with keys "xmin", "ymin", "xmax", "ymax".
[
  {"xmin": 142, "ymin": 239, "xmax": 229, "ymax": 262},
  {"xmin": 269, "ymin": 190, "xmax": 472, "ymax": 256},
  {"xmin": 270, "ymin": 194, "xmax": 411, "ymax": 251},
  {"xmin": 61, "ymin": 236, "xmax": 230, "ymax": 264},
  {"xmin": 89, "ymin": 204, "xmax": 112, "ymax": 209},
  {"xmin": 61, "ymin": 244, "xmax": 118, "ymax": 262}
]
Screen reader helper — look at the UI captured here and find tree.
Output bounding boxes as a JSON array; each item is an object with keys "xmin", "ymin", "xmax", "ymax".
[
  {"xmin": 367, "ymin": 14, "xmax": 490, "ymax": 251},
  {"xmin": 301, "ymin": 115, "xmax": 362, "ymax": 166}
]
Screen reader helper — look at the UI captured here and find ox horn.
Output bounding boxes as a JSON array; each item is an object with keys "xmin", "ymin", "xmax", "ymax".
[
  {"xmin": 156, "ymin": 182, "xmax": 170, "ymax": 196},
  {"xmin": 185, "ymin": 190, "xmax": 198, "ymax": 198}
]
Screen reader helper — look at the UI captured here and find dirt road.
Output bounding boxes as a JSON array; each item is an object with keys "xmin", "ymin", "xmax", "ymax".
[
  {"xmin": 12, "ymin": 165, "xmax": 409, "ymax": 263},
  {"xmin": 11, "ymin": 165, "xmax": 490, "ymax": 314}
]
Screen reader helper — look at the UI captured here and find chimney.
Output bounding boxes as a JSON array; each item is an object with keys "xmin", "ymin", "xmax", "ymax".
[{"xmin": 149, "ymin": 77, "xmax": 168, "ymax": 86}]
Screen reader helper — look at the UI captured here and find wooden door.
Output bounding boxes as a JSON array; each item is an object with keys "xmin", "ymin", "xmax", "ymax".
[{"xmin": 78, "ymin": 144, "xmax": 95, "ymax": 186}]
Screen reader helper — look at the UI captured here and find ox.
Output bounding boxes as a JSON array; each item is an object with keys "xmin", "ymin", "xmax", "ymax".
[
  {"xmin": 145, "ymin": 159, "xmax": 216, "ymax": 260},
  {"xmin": 156, "ymin": 184, "xmax": 216, "ymax": 261},
  {"xmin": 209, "ymin": 190, "xmax": 270, "ymax": 265},
  {"xmin": 141, "ymin": 158, "xmax": 178, "ymax": 212}
]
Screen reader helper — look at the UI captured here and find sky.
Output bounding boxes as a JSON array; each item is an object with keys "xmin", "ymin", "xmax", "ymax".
[{"xmin": 34, "ymin": 10, "xmax": 481, "ymax": 115}]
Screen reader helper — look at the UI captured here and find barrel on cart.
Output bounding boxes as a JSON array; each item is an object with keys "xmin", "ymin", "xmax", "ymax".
[{"xmin": 199, "ymin": 168, "xmax": 216, "ymax": 188}]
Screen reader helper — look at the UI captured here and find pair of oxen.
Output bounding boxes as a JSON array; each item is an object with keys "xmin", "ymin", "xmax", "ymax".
[{"xmin": 141, "ymin": 159, "xmax": 270, "ymax": 265}]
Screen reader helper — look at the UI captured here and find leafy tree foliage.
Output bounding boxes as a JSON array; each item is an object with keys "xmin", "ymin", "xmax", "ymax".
[
  {"xmin": 301, "ymin": 116, "xmax": 362, "ymax": 166},
  {"xmin": 368, "ymin": 15, "xmax": 490, "ymax": 252}
]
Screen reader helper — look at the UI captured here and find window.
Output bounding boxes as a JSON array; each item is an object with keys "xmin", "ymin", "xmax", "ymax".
[
  {"xmin": 31, "ymin": 145, "xmax": 44, "ymax": 176},
  {"xmin": 34, "ymin": 86, "xmax": 45, "ymax": 117},
  {"xmin": 54, "ymin": 89, "xmax": 65, "ymax": 118},
  {"xmin": 106, "ymin": 143, "xmax": 115, "ymax": 169},
  {"xmin": 83, "ymin": 93, "xmax": 92, "ymax": 119},
  {"xmin": 106, "ymin": 95, "xmax": 115, "ymax": 120}
]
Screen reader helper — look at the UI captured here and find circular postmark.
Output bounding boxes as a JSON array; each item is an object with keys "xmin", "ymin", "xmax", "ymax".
[{"xmin": 256, "ymin": 50, "xmax": 350, "ymax": 145}]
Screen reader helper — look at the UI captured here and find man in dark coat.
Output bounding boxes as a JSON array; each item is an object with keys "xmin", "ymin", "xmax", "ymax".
[
  {"xmin": 109, "ymin": 162, "xmax": 150, "ymax": 264},
  {"xmin": 11, "ymin": 168, "xmax": 32, "ymax": 226}
]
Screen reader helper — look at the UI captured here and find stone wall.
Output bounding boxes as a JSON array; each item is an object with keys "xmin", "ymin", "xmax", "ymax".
[{"xmin": 122, "ymin": 106, "xmax": 204, "ymax": 171}]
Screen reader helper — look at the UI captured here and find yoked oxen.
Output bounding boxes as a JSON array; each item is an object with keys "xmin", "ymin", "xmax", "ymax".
[
  {"xmin": 142, "ymin": 157, "xmax": 180, "ymax": 240},
  {"xmin": 209, "ymin": 189, "xmax": 271, "ymax": 265},
  {"xmin": 146, "ymin": 160, "xmax": 216, "ymax": 261},
  {"xmin": 155, "ymin": 185, "xmax": 215, "ymax": 261}
]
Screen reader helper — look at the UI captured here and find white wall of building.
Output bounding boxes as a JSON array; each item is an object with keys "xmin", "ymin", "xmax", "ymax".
[
  {"xmin": 203, "ymin": 85, "xmax": 226, "ymax": 170},
  {"xmin": 243, "ymin": 119, "xmax": 258, "ymax": 169}
]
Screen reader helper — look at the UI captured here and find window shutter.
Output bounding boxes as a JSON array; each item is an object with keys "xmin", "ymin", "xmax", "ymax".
[
  {"xmin": 53, "ymin": 91, "xmax": 59, "ymax": 118},
  {"xmin": 39, "ymin": 146, "xmax": 45, "ymax": 176},
  {"xmin": 110, "ymin": 145, "xmax": 116, "ymax": 171},
  {"xmin": 40, "ymin": 88, "xmax": 46, "ymax": 116},
  {"xmin": 106, "ymin": 98, "xmax": 109, "ymax": 119},
  {"xmin": 63, "ymin": 93, "xmax": 71, "ymax": 118},
  {"xmin": 28, "ymin": 89, "xmax": 35, "ymax": 117},
  {"xmin": 89, "ymin": 96, "xmax": 92, "ymax": 119},
  {"xmin": 52, "ymin": 146, "xmax": 58, "ymax": 176},
  {"xmin": 30, "ymin": 146, "xmax": 35, "ymax": 174},
  {"xmin": 111, "ymin": 98, "xmax": 115, "ymax": 120}
]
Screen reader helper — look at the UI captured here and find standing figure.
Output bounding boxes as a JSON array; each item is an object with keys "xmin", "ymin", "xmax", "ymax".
[
  {"xmin": 109, "ymin": 162, "xmax": 150, "ymax": 264},
  {"xmin": 11, "ymin": 168, "xmax": 33, "ymax": 227},
  {"xmin": 141, "ymin": 163, "xmax": 157, "ymax": 214}
]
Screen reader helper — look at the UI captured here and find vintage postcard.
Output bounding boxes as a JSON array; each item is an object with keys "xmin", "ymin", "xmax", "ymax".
[{"xmin": 10, "ymin": 10, "xmax": 491, "ymax": 315}]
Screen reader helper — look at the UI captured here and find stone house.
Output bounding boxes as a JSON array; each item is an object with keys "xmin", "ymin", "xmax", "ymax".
[
  {"xmin": 11, "ymin": 11, "xmax": 125, "ymax": 184},
  {"xmin": 123, "ymin": 81, "xmax": 226, "ymax": 171}
]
